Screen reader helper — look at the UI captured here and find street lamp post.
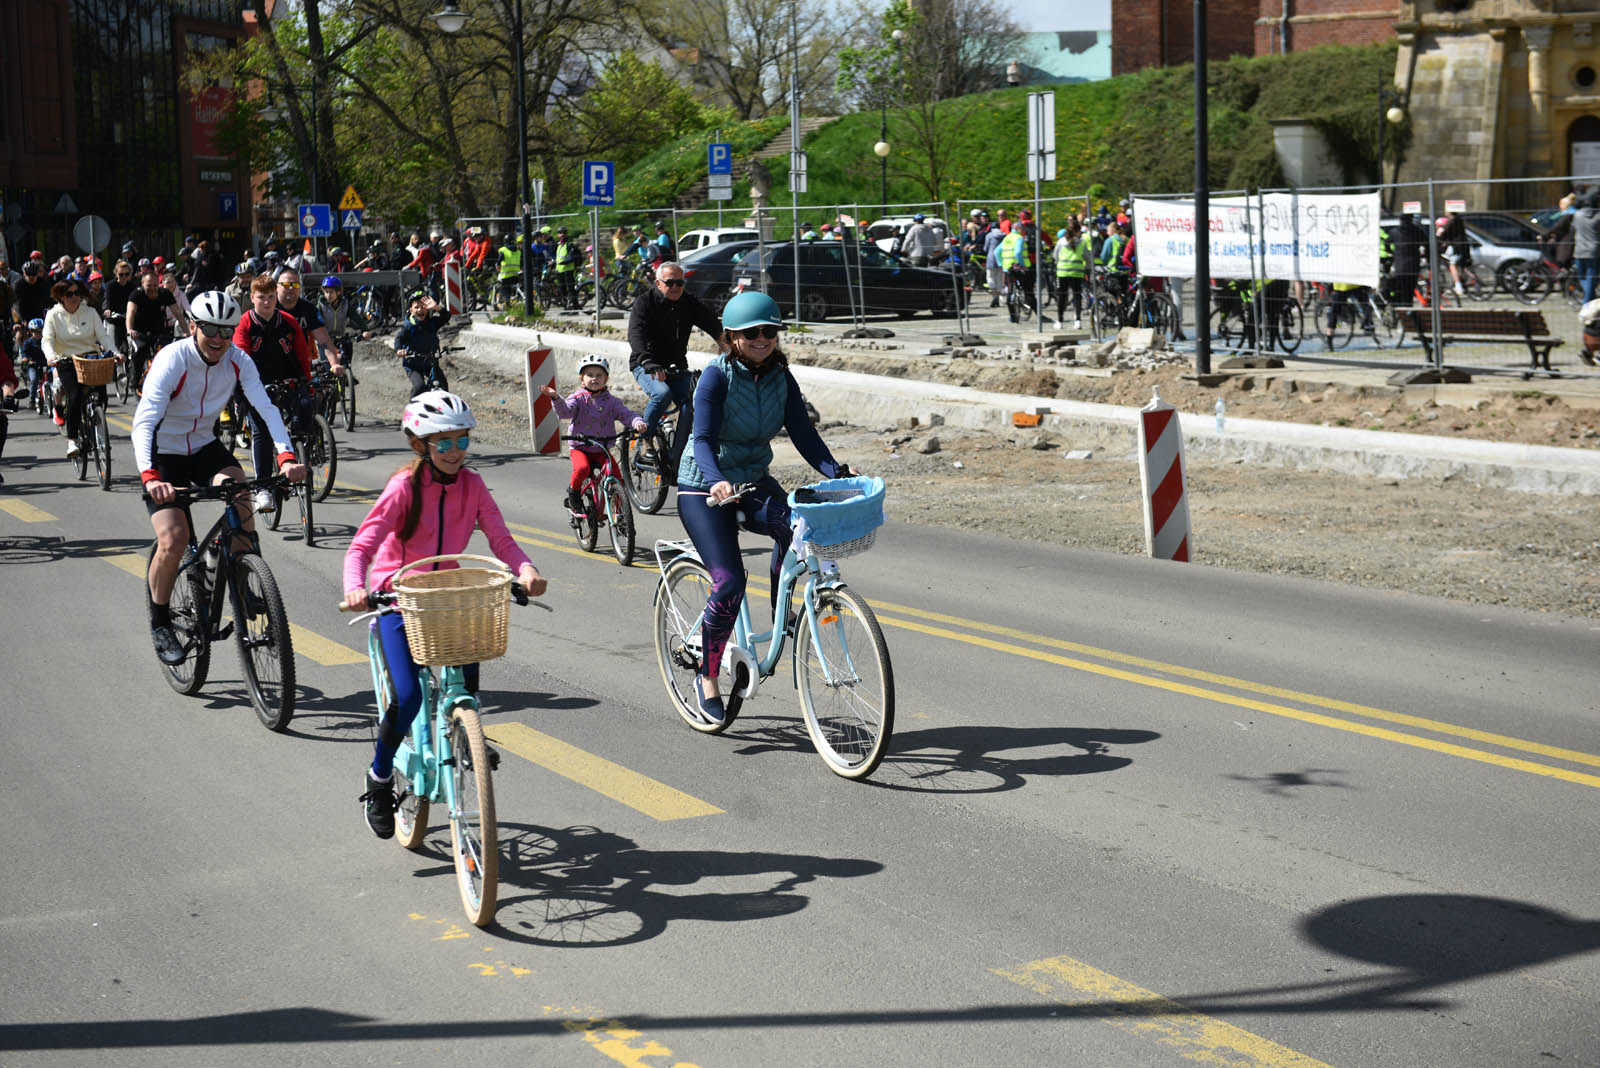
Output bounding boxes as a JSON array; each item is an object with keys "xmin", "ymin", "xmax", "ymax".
[
  {"xmin": 1377, "ymin": 74, "xmax": 1406, "ymax": 212},
  {"xmin": 434, "ymin": 0, "xmax": 533, "ymax": 318},
  {"xmin": 874, "ymin": 121, "xmax": 889, "ymax": 215}
]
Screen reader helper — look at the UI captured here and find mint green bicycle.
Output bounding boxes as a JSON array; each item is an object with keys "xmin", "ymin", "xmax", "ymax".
[
  {"xmin": 651, "ymin": 477, "xmax": 895, "ymax": 780},
  {"xmin": 343, "ymin": 554, "xmax": 530, "ymax": 927}
]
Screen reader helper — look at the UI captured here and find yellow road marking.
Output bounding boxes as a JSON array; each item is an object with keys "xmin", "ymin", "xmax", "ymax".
[
  {"xmin": 288, "ymin": 623, "xmax": 368, "ymax": 665},
  {"xmin": 996, "ymin": 954, "xmax": 1335, "ymax": 1068},
  {"xmin": 874, "ymin": 599, "xmax": 1600, "ymax": 770},
  {"xmin": 102, "ymin": 552, "xmax": 149, "ymax": 579},
  {"xmin": 0, "ymin": 498, "xmax": 57, "ymax": 522},
  {"xmin": 484, "ymin": 722, "xmax": 723, "ymax": 821},
  {"xmin": 105, "ymin": 414, "xmax": 133, "ymax": 431},
  {"xmin": 878, "ymin": 613, "xmax": 1600, "ymax": 789}
]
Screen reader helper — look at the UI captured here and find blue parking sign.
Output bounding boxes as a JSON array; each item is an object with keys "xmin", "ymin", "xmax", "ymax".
[
  {"xmin": 297, "ymin": 204, "xmax": 333, "ymax": 238},
  {"xmin": 708, "ymin": 143, "xmax": 732, "ymax": 174},
  {"xmin": 581, "ymin": 161, "xmax": 614, "ymax": 206},
  {"xmin": 217, "ymin": 191, "xmax": 239, "ymax": 221}
]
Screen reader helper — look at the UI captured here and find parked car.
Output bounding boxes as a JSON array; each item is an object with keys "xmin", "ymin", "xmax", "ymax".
[
  {"xmin": 677, "ymin": 239, "xmax": 758, "ymax": 313},
  {"xmin": 864, "ymin": 215, "xmax": 953, "ymax": 256},
  {"xmin": 730, "ymin": 240, "xmax": 966, "ymax": 321},
  {"xmin": 676, "ymin": 226, "xmax": 760, "ymax": 256}
]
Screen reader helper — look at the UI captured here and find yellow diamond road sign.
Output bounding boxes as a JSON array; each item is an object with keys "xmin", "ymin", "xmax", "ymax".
[{"xmin": 338, "ymin": 185, "xmax": 364, "ymax": 211}]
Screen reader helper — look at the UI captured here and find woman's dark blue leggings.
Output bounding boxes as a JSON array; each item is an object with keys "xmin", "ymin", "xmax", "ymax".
[
  {"xmin": 371, "ymin": 611, "xmax": 478, "ymax": 780},
  {"xmin": 677, "ymin": 477, "xmax": 793, "ymax": 677}
]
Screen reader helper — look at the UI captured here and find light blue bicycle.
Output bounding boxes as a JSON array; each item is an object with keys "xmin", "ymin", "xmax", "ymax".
[
  {"xmin": 651, "ymin": 477, "xmax": 895, "ymax": 780},
  {"xmin": 343, "ymin": 554, "xmax": 530, "ymax": 927}
]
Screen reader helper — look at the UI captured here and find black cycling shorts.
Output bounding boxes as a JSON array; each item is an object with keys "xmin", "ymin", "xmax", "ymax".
[{"xmin": 144, "ymin": 439, "xmax": 242, "ymax": 515}]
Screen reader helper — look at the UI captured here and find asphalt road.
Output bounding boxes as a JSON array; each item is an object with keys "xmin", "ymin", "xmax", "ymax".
[{"xmin": 2, "ymin": 401, "xmax": 1597, "ymax": 1068}]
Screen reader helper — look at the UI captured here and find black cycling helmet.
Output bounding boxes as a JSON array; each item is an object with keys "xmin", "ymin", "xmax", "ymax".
[{"xmin": 406, "ymin": 288, "xmax": 429, "ymax": 303}]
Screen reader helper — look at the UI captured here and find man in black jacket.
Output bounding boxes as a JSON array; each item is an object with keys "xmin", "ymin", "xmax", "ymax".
[
  {"xmin": 627, "ymin": 261, "xmax": 725, "ymax": 481},
  {"xmin": 1387, "ymin": 213, "xmax": 1428, "ymax": 308}
]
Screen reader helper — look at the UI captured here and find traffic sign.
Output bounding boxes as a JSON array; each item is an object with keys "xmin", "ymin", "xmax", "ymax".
[
  {"xmin": 341, "ymin": 208, "xmax": 364, "ymax": 231},
  {"xmin": 1027, "ymin": 91, "xmax": 1057, "ymax": 182},
  {"xmin": 338, "ymin": 185, "xmax": 364, "ymax": 211},
  {"xmin": 297, "ymin": 204, "xmax": 334, "ymax": 238},
  {"xmin": 217, "ymin": 191, "xmax": 239, "ymax": 221},
  {"xmin": 789, "ymin": 150, "xmax": 807, "ymax": 194},
  {"xmin": 581, "ymin": 161, "xmax": 615, "ymax": 206},
  {"xmin": 709, "ymin": 142, "xmax": 732, "ymax": 175},
  {"xmin": 708, "ymin": 186, "xmax": 733, "ymax": 201},
  {"xmin": 72, "ymin": 214, "xmax": 111, "ymax": 253},
  {"xmin": 708, "ymin": 173, "xmax": 733, "ymax": 188},
  {"xmin": 54, "ymin": 193, "xmax": 78, "ymax": 215}
]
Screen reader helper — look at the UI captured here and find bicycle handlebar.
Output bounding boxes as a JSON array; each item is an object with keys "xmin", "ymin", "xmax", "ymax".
[
  {"xmin": 141, "ymin": 472, "xmax": 291, "ymax": 504},
  {"xmin": 338, "ymin": 582, "xmax": 530, "ymax": 613}
]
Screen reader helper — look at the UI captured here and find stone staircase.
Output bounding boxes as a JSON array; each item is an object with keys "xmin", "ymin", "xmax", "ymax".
[{"xmin": 673, "ymin": 116, "xmax": 836, "ymax": 212}]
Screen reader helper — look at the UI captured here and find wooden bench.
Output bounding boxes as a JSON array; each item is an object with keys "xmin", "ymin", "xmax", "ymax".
[{"xmin": 1400, "ymin": 308, "xmax": 1564, "ymax": 372}]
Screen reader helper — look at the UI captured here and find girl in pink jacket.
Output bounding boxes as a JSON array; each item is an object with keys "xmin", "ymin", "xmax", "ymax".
[
  {"xmin": 540, "ymin": 353, "xmax": 645, "ymax": 514},
  {"xmin": 342, "ymin": 389, "xmax": 547, "ymax": 839}
]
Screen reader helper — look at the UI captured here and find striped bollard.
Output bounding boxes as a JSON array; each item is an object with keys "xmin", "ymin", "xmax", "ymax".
[
  {"xmin": 1136, "ymin": 387, "xmax": 1191, "ymax": 562},
  {"xmin": 524, "ymin": 343, "xmax": 559, "ymax": 454},
  {"xmin": 443, "ymin": 260, "xmax": 465, "ymax": 313}
]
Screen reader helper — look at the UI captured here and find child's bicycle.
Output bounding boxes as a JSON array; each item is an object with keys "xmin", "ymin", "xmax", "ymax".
[
  {"xmin": 564, "ymin": 432, "xmax": 636, "ymax": 566},
  {"xmin": 342, "ymin": 554, "xmax": 533, "ymax": 927},
  {"xmin": 144, "ymin": 473, "xmax": 299, "ymax": 730},
  {"xmin": 651, "ymin": 476, "xmax": 895, "ymax": 780}
]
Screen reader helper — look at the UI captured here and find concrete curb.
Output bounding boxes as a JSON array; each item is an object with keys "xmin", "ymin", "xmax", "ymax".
[{"xmin": 463, "ymin": 322, "xmax": 1600, "ymax": 496}]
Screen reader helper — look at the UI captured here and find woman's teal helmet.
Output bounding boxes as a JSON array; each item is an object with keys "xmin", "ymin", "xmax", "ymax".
[{"xmin": 722, "ymin": 290, "xmax": 783, "ymax": 332}]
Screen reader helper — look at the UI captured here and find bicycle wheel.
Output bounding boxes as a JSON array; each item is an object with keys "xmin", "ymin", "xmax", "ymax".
[
  {"xmin": 621, "ymin": 430, "xmax": 670, "ymax": 515},
  {"xmin": 1209, "ymin": 305, "xmax": 1243, "ymax": 350},
  {"xmin": 307, "ymin": 413, "xmax": 337, "ymax": 503},
  {"xmin": 392, "ymin": 716, "xmax": 431, "ymax": 851},
  {"xmin": 1145, "ymin": 292, "xmax": 1180, "ymax": 339},
  {"xmin": 652, "ymin": 557, "xmax": 730, "ymax": 735},
  {"xmin": 92, "ymin": 404, "xmax": 112, "ymax": 490},
  {"xmin": 71, "ymin": 423, "xmax": 88, "ymax": 481},
  {"xmin": 1274, "ymin": 298, "xmax": 1305, "ymax": 354},
  {"xmin": 150, "ymin": 547, "xmax": 211, "ymax": 694},
  {"xmin": 604, "ymin": 477, "xmax": 635, "ymax": 566},
  {"xmin": 446, "ymin": 702, "xmax": 498, "ymax": 927},
  {"xmin": 794, "ymin": 585, "xmax": 895, "ymax": 780},
  {"xmin": 571, "ymin": 486, "xmax": 599, "ymax": 552},
  {"xmin": 1090, "ymin": 292, "xmax": 1117, "ymax": 338},
  {"xmin": 1461, "ymin": 264, "xmax": 1492, "ymax": 302},
  {"xmin": 232, "ymin": 553, "xmax": 296, "ymax": 731},
  {"xmin": 1366, "ymin": 297, "xmax": 1396, "ymax": 348},
  {"xmin": 116, "ymin": 357, "xmax": 132, "ymax": 405},
  {"xmin": 341, "ymin": 374, "xmax": 356, "ymax": 432}
]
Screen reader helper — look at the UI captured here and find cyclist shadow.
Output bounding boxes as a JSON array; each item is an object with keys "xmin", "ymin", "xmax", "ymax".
[
  {"xmin": 476, "ymin": 688, "xmax": 601, "ymax": 714},
  {"xmin": 273, "ymin": 684, "xmax": 379, "ymax": 742},
  {"xmin": 869, "ymin": 724, "xmax": 1160, "ymax": 794},
  {"xmin": 422, "ymin": 822, "xmax": 885, "ymax": 947},
  {"xmin": 0, "ymin": 534, "xmax": 149, "ymax": 565}
]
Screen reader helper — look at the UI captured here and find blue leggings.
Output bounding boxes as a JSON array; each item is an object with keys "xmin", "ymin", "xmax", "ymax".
[
  {"xmin": 677, "ymin": 477, "xmax": 793, "ymax": 677},
  {"xmin": 371, "ymin": 611, "xmax": 478, "ymax": 780}
]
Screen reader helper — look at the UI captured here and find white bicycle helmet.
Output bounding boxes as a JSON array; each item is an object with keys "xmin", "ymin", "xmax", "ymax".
[
  {"xmin": 191, "ymin": 290, "xmax": 242, "ymax": 328},
  {"xmin": 402, "ymin": 390, "xmax": 477, "ymax": 437},
  {"xmin": 576, "ymin": 354, "xmax": 609, "ymax": 375}
]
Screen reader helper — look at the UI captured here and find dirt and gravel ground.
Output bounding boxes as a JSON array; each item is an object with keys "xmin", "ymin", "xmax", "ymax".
[{"xmin": 354, "ymin": 331, "xmax": 1600, "ymax": 620}]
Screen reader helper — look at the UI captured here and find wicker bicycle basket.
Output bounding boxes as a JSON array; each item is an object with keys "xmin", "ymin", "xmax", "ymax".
[
  {"xmin": 391, "ymin": 554, "xmax": 513, "ymax": 667},
  {"xmin": 72, "ymin": 356, "xmax": 117, "ymax": 386}
]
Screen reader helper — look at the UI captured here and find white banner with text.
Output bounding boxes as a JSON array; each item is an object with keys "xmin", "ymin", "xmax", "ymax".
[{"xmin": 1134, "ymin": 193, "xmax": 1381, "ymax": 286}]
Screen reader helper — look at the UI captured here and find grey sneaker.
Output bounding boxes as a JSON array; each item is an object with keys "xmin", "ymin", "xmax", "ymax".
[
  {"xmin": 252, "ymin": 489, "xmax": 275, "ymax": 514},
  {"xmin": 360, "ymin": 774, "xmax": 396, "ymax": 839},
  {"xmin": 151, "ymin": 623, "xmax": 186, "ymax": 665}
]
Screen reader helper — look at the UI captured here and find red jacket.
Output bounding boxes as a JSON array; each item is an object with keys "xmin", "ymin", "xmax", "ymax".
[{"xmin": 233, "ymin": 308, "xmax": 312, "ymax": 382}]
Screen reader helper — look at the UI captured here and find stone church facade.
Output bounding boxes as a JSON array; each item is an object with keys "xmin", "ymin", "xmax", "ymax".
[{"xmin": 1111, "ymin": 1, "xmax": 1600, "ymax": 208}]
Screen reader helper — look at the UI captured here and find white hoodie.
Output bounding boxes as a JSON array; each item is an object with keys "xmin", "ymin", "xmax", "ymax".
[{"xmin": 132, "ymin": 335, "xmax": 293, "ymax": 478}]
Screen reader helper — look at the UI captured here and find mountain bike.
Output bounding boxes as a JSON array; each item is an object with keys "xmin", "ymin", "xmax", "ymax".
[
  {"xmin": 1320, "ymin": 287, "xmax": 1395, "ymax": 350},
  {"xmin": 619, "ymin": 370, "xmax": 698, "ymax": 515},
  {"xmin": 342, "ymin": 555, "xmax": 533, "ymax": 926},
  {"xmin": 563, "ymin": 432, "xmax": 636, "ymax": 565},
  {"xmin": 256, "ymin": 381, "xmax": 334, "ymax": 544},
  {"xmin": 651, "ymin": 476, "xmax": 895, "ymax": 780},
  {"xmin": 145, "ymin": 474, "xmax": 298, "ymax": 730},
  {"xmin": 69, "ymin": 355, "xmax": 116, "ymax": 491}
]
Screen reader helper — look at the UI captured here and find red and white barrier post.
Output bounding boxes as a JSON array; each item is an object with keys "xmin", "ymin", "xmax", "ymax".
[
  {"xmin": 524, "ymin": 342, "xmax": 559, "ymax": 454},
  {"xmin": 442, "ymin": 260, "xmax": 464, "ymax": 314},
  {"xmin": 1136, "ymin": 387, "xmax": 1191, "ymax": 562}
]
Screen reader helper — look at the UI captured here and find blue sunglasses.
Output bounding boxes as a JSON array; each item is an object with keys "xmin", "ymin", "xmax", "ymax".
[{"xmin": 430, "ymin": 434, "xmax": 471, "ymax": 453}]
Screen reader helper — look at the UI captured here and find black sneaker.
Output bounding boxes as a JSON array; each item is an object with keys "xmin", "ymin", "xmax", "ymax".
[
  {"xmin": 151, "ymin": 623, "xmax": 186, "ymax": 665},
  {"xmin": 360, "ymin": 774, "xmax": 396, "ymax": 839},
  {"xmin": 565, "ymin": 489, "xmax": 584, "ymax": 513}
]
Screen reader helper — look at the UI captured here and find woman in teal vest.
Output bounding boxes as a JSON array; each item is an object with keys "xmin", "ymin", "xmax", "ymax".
[{"xmin": 676, "ymin": 290, "xmax": 853, "ymax": 725}]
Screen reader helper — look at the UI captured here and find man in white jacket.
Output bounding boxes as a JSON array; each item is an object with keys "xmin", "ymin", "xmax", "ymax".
[{"xmin": 133, "ymin": 290, "xmax": 306, "ymax": 663}]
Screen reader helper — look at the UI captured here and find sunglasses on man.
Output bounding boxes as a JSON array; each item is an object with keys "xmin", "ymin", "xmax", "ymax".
[
  {"xmin": 278, "ymin": 281, "xmax": 300, "ymax": 290},
  {"xmin": 196, "ymin": 322, "xmax": 231, "ymax": 338},
  {"xmin": 733, "ymin": 325, "xmax": 780, "ymax": 340},
  {"xmin": 660, "ymin": 278, "xmax": 685, "ymax": 288}
]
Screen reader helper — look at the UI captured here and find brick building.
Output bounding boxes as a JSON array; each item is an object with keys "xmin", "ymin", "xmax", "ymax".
[{"xmin": 1112, "ymin": 1, "xmax": 1395, "ymax": 76}]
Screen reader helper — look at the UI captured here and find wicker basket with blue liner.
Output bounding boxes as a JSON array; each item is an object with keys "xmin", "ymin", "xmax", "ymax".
[
  {"xmin": 392, "ymin": 554, "xmax": 512, "ymax": 667},
  {"xmin": 787, "ymin": 476, "xmax": 886, "ymax": 558}
]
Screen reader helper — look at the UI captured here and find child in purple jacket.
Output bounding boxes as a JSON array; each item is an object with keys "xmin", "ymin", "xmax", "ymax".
[{"xmin": 541, "ymin": 354, "xmax": 646, "ymax": 513}]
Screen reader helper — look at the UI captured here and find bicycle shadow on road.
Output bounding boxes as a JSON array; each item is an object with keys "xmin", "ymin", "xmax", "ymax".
[
  {"xmin": 870, "ymin": 724, "xmax": 1160, "ymax": 794},
  {"xmin": 0, "ymin": 533, "xmax": 149, "ymax": 566},
  {"xmin": 474, "ymin": 822, "xmax": 884, "ymax": 948}
]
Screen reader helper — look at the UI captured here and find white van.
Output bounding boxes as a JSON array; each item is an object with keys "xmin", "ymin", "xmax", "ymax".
[
  {"xmin": 676, "ymin": 226, "xmax": 761, "ymax": 256},
  {"xmin": 865, "ymin": 216, "xmax": 953, "ymax": 257}
]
